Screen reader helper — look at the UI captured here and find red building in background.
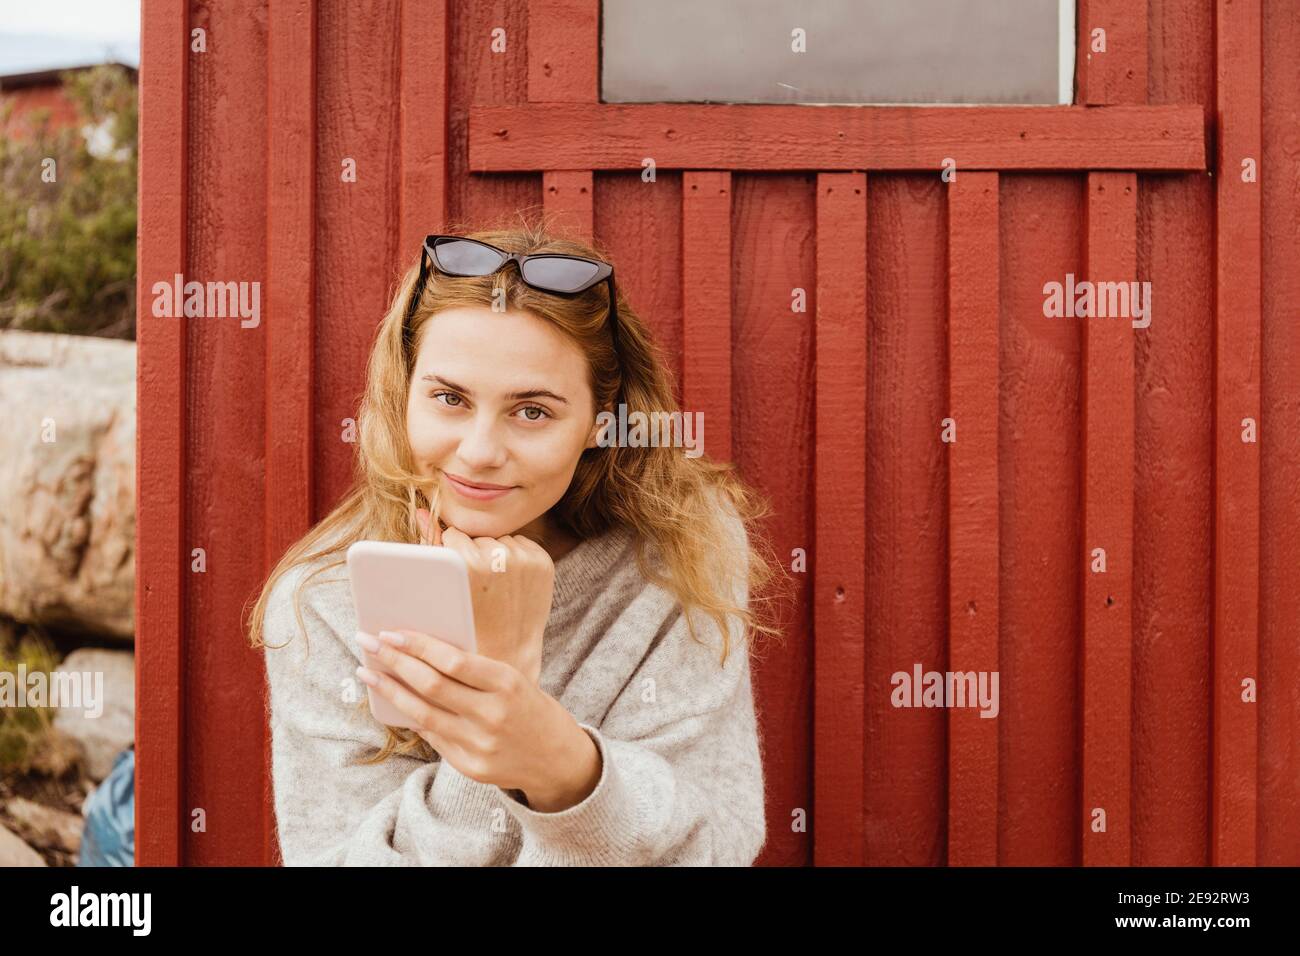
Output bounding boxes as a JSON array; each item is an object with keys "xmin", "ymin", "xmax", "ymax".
[{"xmin": 1, "ymin": 57, "xmax": 137, "ymax": 143}]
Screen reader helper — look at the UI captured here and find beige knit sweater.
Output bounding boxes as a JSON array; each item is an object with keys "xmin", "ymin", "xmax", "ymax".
[{"xmin": 260, "ymin": 511, "xmax": 766, "ymax": 866}]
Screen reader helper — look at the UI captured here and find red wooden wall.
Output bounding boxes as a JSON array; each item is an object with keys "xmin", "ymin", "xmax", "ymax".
[{"xmin": 136, "ymin": 0, "xmax": 1300, "ymax": 866}]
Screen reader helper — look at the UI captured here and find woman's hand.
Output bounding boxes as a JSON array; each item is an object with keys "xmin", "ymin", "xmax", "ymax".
[
  {"xmin": 416, "ymin": 508, "xmax": 554, "ymax": 686},
  {"xmin": 355, "ymin": 627, "xmax": 602, "ymax": 811}
]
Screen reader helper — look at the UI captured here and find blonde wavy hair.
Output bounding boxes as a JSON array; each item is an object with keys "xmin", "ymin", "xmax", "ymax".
[{"xmin": 246, "ymin": 211, "xmax": 790, "ymax": 764}]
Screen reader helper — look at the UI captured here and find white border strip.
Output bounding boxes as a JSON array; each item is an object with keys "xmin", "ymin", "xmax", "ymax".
[{"xmin": 1060, "ymin": 0, "xmax": 1078, "ymax": 104}]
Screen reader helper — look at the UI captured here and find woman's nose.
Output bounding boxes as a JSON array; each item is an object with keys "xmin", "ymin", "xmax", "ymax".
[{"xmin": 456, "ymin": 415, "xmax": 508, "ymax": 467}]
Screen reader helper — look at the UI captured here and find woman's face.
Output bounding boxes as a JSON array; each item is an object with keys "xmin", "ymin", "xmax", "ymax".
[{"xmin": 405, "ymin": 305, "xmax": 603, "ymax": 541}]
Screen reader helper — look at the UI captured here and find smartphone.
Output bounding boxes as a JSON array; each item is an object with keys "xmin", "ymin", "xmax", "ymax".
[{"xmin": 346, "ymin": 541, "xmax": 477, "ymax": 729}]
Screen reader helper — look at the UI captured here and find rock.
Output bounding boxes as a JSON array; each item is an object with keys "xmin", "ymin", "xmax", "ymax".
[
  {"xmin": 51, "ymin": 648, "xmax": 134, "ymax": 781},
  {"xmin": 0, "ymin": 820, "xmax": 47, "ymax": 866},
  {"xmin": 5, "ymin": 796, "xmax": 82, "ymax": 853},
  {"xmin": 0, "ymin": 329, "xmax": 135, "ymax": 640},
  {"xmin": 29, "ymin": 725, "xmax": 86, "ymax": 779}
]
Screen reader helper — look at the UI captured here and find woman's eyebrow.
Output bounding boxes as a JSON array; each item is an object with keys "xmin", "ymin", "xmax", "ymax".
[{"xmin": 421, "ymin": 374, "xmax": 569, "ymax": 404}]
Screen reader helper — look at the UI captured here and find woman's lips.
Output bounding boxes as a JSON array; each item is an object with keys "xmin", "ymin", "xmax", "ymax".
[{"xmin": 443, "ymin": 472, "xmax": 516, "ymax": 501}]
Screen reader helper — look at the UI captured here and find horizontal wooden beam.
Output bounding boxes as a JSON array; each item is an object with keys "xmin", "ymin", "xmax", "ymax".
[{"xmin": 470, "ymin": 104, "xmax": 1206, "ymax": 172}]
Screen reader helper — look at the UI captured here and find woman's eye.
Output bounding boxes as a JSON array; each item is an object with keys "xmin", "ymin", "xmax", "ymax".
[{"xmin": 431, "ymin": 391, "xmax": 548, "ymax": 422}]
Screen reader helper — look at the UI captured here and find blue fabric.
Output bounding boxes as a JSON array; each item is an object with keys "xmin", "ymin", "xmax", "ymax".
[{"xmin": 76, "ymin": 746, "xmax": 134, "ymax": 867}]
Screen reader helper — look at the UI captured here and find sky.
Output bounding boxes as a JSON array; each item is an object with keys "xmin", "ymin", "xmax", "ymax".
[{"xmin": 0, "ymin": 0, "xmax": 139, "ymax": 75}]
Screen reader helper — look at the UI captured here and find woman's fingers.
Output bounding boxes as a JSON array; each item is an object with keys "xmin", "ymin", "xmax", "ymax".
[
  {"xmin": 440, "ymin": 525, "xmax": 523, "ymax": 571},
  {"xmin": 356, "ymin": 662, "xmax": 457, "ymax": 738},
  {"xmin": 358, "ymin": 630, "xmax": 483, "ymax": 712},
  {"xmin": 439, "ymin": 525, "xmax": 480, "ymax": 566},
  {"xmin": 380, "ymin": 628, "xmax": 506, "ymax": 692}
]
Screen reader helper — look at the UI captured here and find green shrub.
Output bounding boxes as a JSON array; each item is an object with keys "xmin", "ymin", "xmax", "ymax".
[
  {"xmin": 0, "ymin": 628, "xmax": 62, "ymax": 774},
  {"xmin": 0, "ymin": 64, "xmax": 137, "ymax": 339}
]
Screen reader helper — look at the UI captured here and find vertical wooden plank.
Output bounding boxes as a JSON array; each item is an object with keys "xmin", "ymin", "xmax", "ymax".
[
  {"xmin": 946, "ymin": 172, "xmax": 1000, "ymax": 866},
  {"xmin": 530, "ymin": 0, "xmax": 598, "ymax": 430},
  {"xmin": 1080, "ymin": 0, "xmax": 1144, "ymax": 869},
  {"xmin": 451, "ymin": 2, "xmax": 537, "ymax": 249},
  {"xmin": 530, "ymin": 0, "xmax": 597, "ymax": 243},
  {"xmin": 1076, "ymin": 0, "xmax": 1150, "ymax": 105},
  {"xmin": 542, "ymin": 170, "xmax": 593, "ymax": 241},
  {"xmin": 527, "ymin": 0, "xmax": 599, "ymax": 103},
  {"xmin": 265, "ymin": 0, "xmax": 316, "ymax": 866},
  {"xmin": 1259, "ymin": 0, "xmax": 1300, "ymax": 867},
  {"xmin": 400, "ymin": 0, "xmax": 450, "ymax": 252},
  {"xmin": 135, "ymin": 0, "xmax": 187, "ymax": 867},
  {"xmin": 729, "ymin": 173, "xmax": 815, "ymax": 865},
  {"xmin": 864, "ymin": 176, "xmax": 948, "ymax": 864},
  {"xmin": 999, "ymin": 175, "xmax": 1084, "ymax": 864},
  {"xmin": 1081, "ymin": 172, "xmax": 1137, "ymax": 866},
  {"xmin": 183, "ymin": 0, "xmax": 275, "ymax": 868},
  {"xmin": 314, "ymin": 3, "xmax": 404, "ymax": 514},
  {"xmin": 814, "ymin": 172, "xmax": 867, "ymax": 865},
  {"xmin": 682, "ymin": 171, "xmax": 732, "ymax": 463},
  {"xmin": 1212, "ymin": 0, "xmax": 1261, "ymax": 868},
  {"xmin": 594, "ymin": 178, "xmax": 684, "ymax": 397},
  {"xmin": 1134, "ymin": 0, "xmax": 1215, "ymax": 866}
]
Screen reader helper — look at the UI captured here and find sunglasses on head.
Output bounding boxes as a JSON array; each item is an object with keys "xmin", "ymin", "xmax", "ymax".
[{"xmin": 405, "ymin": 234, "xmax": 619, "ymax": 352}]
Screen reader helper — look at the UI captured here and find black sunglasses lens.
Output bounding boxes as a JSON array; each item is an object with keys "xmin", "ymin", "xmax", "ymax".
[
  {"xmin": 521, "ymin": 256, "xmax": 602, "ymax": 293},
  {"xmin": 433, "ymin": 239, "xmax": 506, "ymax": 276}
]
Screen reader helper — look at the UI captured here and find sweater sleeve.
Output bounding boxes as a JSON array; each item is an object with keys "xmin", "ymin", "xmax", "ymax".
[
  {"xmin": 262, "ymin": 566, "xmax": 519, "ymax": 867},
  {"xmin": 497, "ymin": 575, "xmax": 768, "ymax": 866}
]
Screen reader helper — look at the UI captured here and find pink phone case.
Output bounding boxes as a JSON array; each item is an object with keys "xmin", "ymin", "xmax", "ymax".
[{"xmin": 346, "ymin": 541, "xmax": 477, "ymax": 730}]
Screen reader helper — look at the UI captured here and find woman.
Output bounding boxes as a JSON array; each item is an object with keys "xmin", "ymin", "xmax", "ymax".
[{"xmin": 247, "ymin": 217, "xmax": 785, "ymax": 866}]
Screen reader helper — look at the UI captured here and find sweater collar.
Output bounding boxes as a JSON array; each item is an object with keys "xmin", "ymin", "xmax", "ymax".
[{"xmin": 551, "ymin": 522, "xmax": 638, "ymax": 609}]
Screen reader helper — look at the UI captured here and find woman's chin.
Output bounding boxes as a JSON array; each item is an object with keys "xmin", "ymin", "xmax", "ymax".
[{"xmin": 441, "ymin": 505, "xmax": 511, "ymax": 539}]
